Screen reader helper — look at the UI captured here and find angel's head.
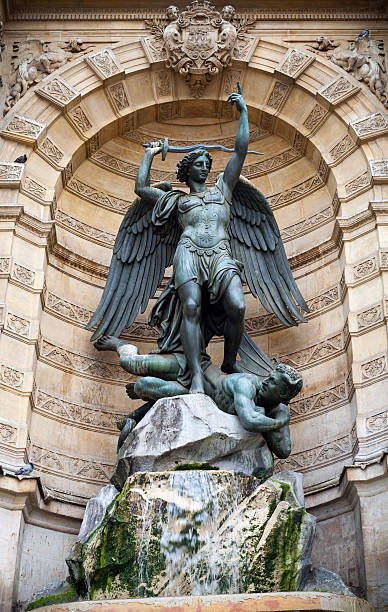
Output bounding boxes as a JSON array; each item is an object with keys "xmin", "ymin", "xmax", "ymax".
[
  {"xmin": 221, "ymin": 5, "xmax": 235, "ymax": 21},
  {"xmin": 166, "ymin": 5, "xmax": 179, "ymax": 21},
  {"xmin": 176, "ymin": 149, "xmax": 213, "ymax": 185},
  {"xmin": 258, "ymin": 363, "xmax": 302, "ymax": 406}
]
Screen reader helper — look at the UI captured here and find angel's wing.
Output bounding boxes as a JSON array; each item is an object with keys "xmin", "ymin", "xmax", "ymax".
[
  {"xmin": 229, "ymin": 176, "xmax": 308, "ymax": 327},
  {"xmin": 87, "ymin": 183, "xmax": 181, "ymax": 341}
]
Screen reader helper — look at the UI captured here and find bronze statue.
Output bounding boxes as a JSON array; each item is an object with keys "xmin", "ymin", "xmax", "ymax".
[
  {"xmin": 95, "ymin": 334, "xmax": 302, "ymax": 461},
  {"xmin": 87, "ymin": 84, "xmax": 308, "ymax": 394}
]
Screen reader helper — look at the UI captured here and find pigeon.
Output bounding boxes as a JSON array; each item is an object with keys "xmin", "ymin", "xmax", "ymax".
[
  {"xmin": 14, "ymin": 462, "xmax": 34, "ymax": 476},
  {"xmin": 14, "ymin": 154, "xmax": 27, "ymax": 164}
]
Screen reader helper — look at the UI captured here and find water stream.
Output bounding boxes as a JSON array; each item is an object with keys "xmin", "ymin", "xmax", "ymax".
[{"xmin": 136, "ymin": 471, "xmax": 246, "ymax": 596}]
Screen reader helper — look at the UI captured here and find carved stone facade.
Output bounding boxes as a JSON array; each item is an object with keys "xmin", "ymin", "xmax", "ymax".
[{"xmin": 0, "ymin": 4, "xmax": 387, "ymax": 610}]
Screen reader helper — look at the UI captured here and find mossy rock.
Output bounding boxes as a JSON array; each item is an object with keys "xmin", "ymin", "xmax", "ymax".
[{"xmin": 67, "ymin": 471, "xmax": 315, "ymax": 599}]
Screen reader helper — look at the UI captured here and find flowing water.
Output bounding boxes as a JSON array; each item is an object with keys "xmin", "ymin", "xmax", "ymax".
[{"xmin": 136, "ymin": 471, "xmax": 246, "ymax": 597}]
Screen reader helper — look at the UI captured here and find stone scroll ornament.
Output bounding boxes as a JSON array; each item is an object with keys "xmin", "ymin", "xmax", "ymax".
[
  {"xmin": 307, "ymin": 29, "xmax": 387, "ymax": 109},
  {"xmin": 146, "ymin": 1, "xmax": 254, "ymax": 97}
]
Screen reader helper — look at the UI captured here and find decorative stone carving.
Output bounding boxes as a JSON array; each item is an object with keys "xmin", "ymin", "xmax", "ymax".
[
  {"xmin": 11, "ymin": 262, "xmax": 35, "ymax": 286},
  {"xmin": 66, "ymin": 177, "xmax": 129, "ymax": 213},
  {"xmin": 328, "ymin": 134, "xmax": 356, "ymax": 164},
  {"xmin": 44, "ymin": 289, "xmax": 93, "ymax": 327},
  {"xmin": 4, "ymin": 39, "xmax": 89, "ymax": 114},
  {"xmin": 39, "ymin": 137, "xmax": 65, "ymax": 168},
  {"xmin": 380, "ymin": 251, "xmax": 388, "ymax": 268},
  {"xmin": 356, "ymin": 304, "xmax": 383, "ymax": 330},
  {"xmin": 21, "ymin": 177, "xmax": 47, "ymax": 202},
  {"xmin": 90, "ymin": 147, "xmax": 318, "ymax": 189},
  {"xmin": 302, "ymin": 103, "xmax": 328, "ymax": 133},
  {"xmin": 123, "ymin": 125, "xmax": 268, "ymax": 148},
  {"xmin": 275, "ymin": 430, "xmax": 355, "ymax": 473},
  {"xmin": 0, "ymin": 363, "xmax": 24, "ymax": 389},
  {"xmin": 145, "ymin": 2, "xmax": 253, "ymax": 97},
  {"xmin": 222, "ymin": 69, "xmax": 243, "ymax": 96},
  {"xmin": 0, "ymin": 258, "xmax": 10, "ymax": 274},
  {"xmin": 267, "ymin": 173, "xmax": 324, "ymax": 210},
  {"xmin": 5, "ymin": 312, "xmax": 31, "ymax": 337},
  {"xmin": 107, "ymin": 82, "xmax": 130, "ymax": 112},
  {"xmin": 62, "ymin": 161, "xmax": 73, "ymax": 186},
  {"xmin": 87, "ymin": 133, "xmax": 100, "ymax": 156},
  {"xmin": 0, "ymin": 422, "xmax": 17, "ymax": 445},
  {"xmin": 33, "ymin": 387, "xmax": 121, "ymax": 434},
  {"xmin": 308, "ymin": 30, "xmax": 387, "ymax": 108},
  {"xmin": 277, "ymin": 48, "xmax": 314, "ymax": 79},
  {"xmin": 361, "ymin": 355, "xmax": 386, "ymax": 381},
  {"xmin": 369, "ymin": 159, "xmax": 388, "ymax": 181},
  {"xmin": 344, "ymin": 172, "xmax": 370, "ymax": 197},
  {"xmin": 350, "ymin": 112, "xmax": 388, "ymax": 139},
  {"xmin": 30, "ymin": 442, "xmax": 113, "ymax": 484},
  {"xmin": 318, "ymin": 75, "xmax": 359, "ymax": 105},
  {"xmin": 86, "ymin": 48, "xmax": 123, "ymax": 80},
  {"xmin": 366, "ymin": 409, "xmax": 388, "ymax": 433},
  {"xmin": 36, "ymin": 76, "xmax": 80, "ymax": 109},
  {"xmin": 290, "ymin": 381, "xmax": 348, "ymax": 421},
  {"xmin": 154, "ymin": 70, "xmax": 173, "ymax": 97},
  {"xmin": 266, "ymin": 80, "xmax": 290, "ymax": 110},
  {"xmin": 352, "ymin": 256, "xmax": 377, "ymax": 281},
  {"xmin": 281, "ymin": 207, "xmax": 332, "ymax": 241},
  {"xmin": 281, "ymin": 331, "xmax": 345, "ymax": 370},
  {"xmin": 0, "ymin": 162, "xmax": 24, "ymax": 186},
  {"xmin": 2, "ymin": 114, "xmax": 46, "ymax": 144},
  {"xmin": 39, "ymin": 338, "xmax": 134, "ymax": 383},
  {"xmin": 67, "ymin": 105, "xmax": 93, "ymax": 135},
  {"xmin": 55, "ymin": 210, "xmax": 115, "ymax": 247}
]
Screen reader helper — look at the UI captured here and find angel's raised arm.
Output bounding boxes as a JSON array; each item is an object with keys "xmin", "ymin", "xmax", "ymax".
[
  {"xmin": 223, "ymin": 83, "xmax": 249, "ymax": 199},
  {"xmin": 135, "ymin": 141, "xmax": 167, "ymax": 204}
]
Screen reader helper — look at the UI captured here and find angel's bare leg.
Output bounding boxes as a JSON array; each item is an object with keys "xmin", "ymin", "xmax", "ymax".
[
  {"xmin": 220, "ymin": 275, "xmax": 246, "ymax": 374},
  {"xmin": 134, "ymin": 376, "xmax": 188, "ymax": 401},
  {"xmin": 95, "ymin": 336, "xmax": 180, "ymax": 380},
  {"xmin": 178, "ymin": 281, "xmax": 205, "ymax": 394}
]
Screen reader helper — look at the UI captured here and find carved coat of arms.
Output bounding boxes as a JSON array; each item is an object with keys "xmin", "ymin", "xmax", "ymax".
[{"xmin": 146, "ymin": 2, "xmax": 253, "ymax": 97}]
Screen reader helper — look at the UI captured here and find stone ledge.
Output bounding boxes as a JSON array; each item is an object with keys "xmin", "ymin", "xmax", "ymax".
[{"xmin": 29, "ymin": 592, "xmax": 372, "ymax": 612}]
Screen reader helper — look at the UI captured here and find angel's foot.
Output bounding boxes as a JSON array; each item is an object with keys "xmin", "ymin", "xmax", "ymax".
[
  {"xmin": 221, "ymin": 360, "xmax": 244, "ymax": 374},
  {"xmin": 189, "ymin": 373, "xmax": 205, "ymax": 394},
  {"xmin": 94, "ymin": 336, "xmax": 126, "ymax": 352}
]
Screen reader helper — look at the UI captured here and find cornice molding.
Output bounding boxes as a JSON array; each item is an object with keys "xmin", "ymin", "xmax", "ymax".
[{"xmin": 7, "ymin": 8, "xmax": 387, "ymax": 21}]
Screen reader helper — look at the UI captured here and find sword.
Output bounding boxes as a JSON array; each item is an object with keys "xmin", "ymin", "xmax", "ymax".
[{"xmin": 143, "ymin": 137, "xmax": 263, "ymax": 161}]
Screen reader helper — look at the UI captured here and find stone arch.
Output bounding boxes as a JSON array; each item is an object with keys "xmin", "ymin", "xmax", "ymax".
[{"xmin": 0, "ymin": 37, "xmax": 387, "ymax": 509}]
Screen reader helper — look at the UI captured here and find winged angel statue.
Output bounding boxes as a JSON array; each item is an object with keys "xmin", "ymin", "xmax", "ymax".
[{"xmin": 87, "ymin": 85, "xmax": 308, "ymax": 394}]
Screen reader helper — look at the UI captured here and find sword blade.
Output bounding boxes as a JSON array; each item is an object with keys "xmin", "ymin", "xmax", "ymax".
[{"xmin": 142, "ymin": 142, "xmax": 263, "ymax": 155}]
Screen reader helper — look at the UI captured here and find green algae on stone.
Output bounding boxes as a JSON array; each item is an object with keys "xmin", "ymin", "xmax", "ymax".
[{"xmin": 26, "ymin": 585, "xmax": 79, "ymax": 611}]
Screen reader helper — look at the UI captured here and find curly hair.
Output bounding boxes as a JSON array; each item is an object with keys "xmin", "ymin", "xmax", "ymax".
[
  {"xmin": 274, "ymin": 363, "xmax": 303, "ymax": 403},
  {"xmin": 176, "ymin": 149, "xmax": 213, "ymax": 184}
]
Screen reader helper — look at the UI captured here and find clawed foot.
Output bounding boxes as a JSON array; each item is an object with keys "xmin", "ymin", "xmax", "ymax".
[
  {"xmin": 94, "ymin": 335, "xmax": 124, "ymax": 352},
  {"xmin": 189, "ymin": 373, "xmax": 205, "ymax": 394},
  {"xmin": 221, "ymin": 360, "xmax": 244, "ymax": 374}
]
